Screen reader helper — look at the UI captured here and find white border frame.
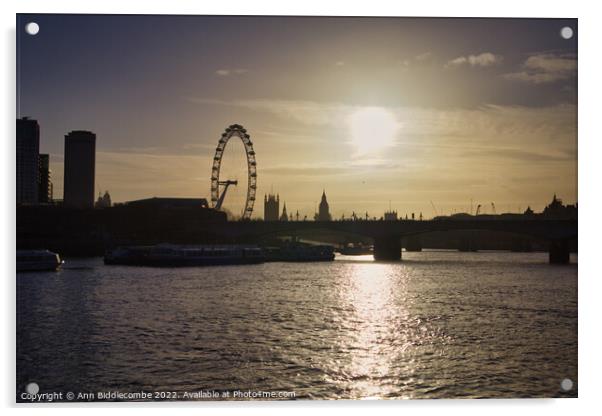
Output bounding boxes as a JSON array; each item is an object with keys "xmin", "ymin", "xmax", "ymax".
[{"xmin": 3, "ymin": 1, "xmax": 600, "ymax": 415}]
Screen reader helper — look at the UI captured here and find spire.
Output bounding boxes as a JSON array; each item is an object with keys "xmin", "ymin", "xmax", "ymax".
[
  {"xmin": 280, "ymin": 202, "xmax": 288, "ymax": 221},
  {"xmin": 317, "ymin": 189, "xmax": 331, "ymax": 221}
]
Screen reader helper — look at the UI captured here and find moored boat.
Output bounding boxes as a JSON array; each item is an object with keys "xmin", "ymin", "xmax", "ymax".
[
  {"xmin": 17, "ymin": 250, "xmax": 63, "ymax": 272},
  {"xmin": 337, "ymin": 243, "xmax": 373, "ymax": 255},
  {"xmin": 104, "ymin": 244, "xmax": 265, "ymax": 267},
  {"xmin": 264, "ymin": 243, "xmax": 335, "ymax": 262}
]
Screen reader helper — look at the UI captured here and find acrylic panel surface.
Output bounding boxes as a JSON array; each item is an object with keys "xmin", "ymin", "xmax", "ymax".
[{"xmin": 16, "ymin": 14, "xmax": 577, "ymax": 402}]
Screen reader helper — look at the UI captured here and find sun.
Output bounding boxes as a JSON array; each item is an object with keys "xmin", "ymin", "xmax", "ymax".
[{"xmin": 349, "ymin": 107, "xmax": 399, "ymax": 155}]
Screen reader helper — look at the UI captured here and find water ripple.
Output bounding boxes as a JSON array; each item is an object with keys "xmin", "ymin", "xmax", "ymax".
[{"xmin": 17, "ymin": 252, "xmax": 577, "ymax": 400}]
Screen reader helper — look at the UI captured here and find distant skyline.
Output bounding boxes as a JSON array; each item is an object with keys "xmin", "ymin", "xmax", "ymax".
[{"xmin": 17, "ymin": 15, "xmax": 577, "ymax": 218}]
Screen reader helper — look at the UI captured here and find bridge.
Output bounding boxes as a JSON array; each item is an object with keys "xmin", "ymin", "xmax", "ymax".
[{"xmin": 214, "ymin": 218, "xmax": 577, "ymax": 264}]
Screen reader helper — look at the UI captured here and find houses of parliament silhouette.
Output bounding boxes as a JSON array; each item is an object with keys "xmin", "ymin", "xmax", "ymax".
[{"xmin": 264, "ymin": 190, "xmax": 332, "ymax": 222}]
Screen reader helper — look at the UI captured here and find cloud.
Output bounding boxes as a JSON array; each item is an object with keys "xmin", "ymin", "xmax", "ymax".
[
  {"xmin": 347, "ymin": 158, "xmax": 400, "ymax": 169},
  {"xmin": 253, "ymin": 128, "xmax": 332, "ymax": 144},
  {"xmin": 263, "ymin": 159, "xmax": 401, "ymax": 177},
  {"xmin": 263, "ymin": 165, "xmax": 349, "ymax": 176},
  {"xmin": 503, "ymin": 53, "xmax": 576, "ymax": 84},
  {"xmin": 445, "ymin": 52, "xmax": 503, "ymax": 68},
  {"xmin": 415, "ymin": 52, "xmax": 433, "ymax": 62},
  {"xmin": 334, "ymin": 61, "xmax": 345, "ymax": 67},
  {"xmin": 187, "ymin": 97, "xmax": 576, "ymax": 147},
  {"xmin": 461, "ymin": 148, "xmax": 575, "ymax": 163},
  {"xmin": 49, "ymin": 98, "xmax": 574, "ymax": 208},
  {"xmin": 215, "ymin": 68, "xmax": 248, "ymax": 76},
  {"xmin": 186, "ymin": 97, "xmax": 351, "ymax": 126},
  {"xmin": 110, "ymin": 143, "xmax": 215, "ymax": 156},
  {"xmin": 401, "ymin": 52, "xmax": 435, "ymax": 69}
]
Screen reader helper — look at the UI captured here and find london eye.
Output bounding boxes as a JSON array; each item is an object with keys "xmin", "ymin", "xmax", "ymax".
[{"xmin": 210, "ymin": 124, "xmax": 257, "ymax": 220}]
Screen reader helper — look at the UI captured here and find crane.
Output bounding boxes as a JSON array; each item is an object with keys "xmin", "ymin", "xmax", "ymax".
[
  {"xmin": 430, "ymin": 200, "xmax": 439, "ymax": 217},
  {"xmin": 215, "ymin": 180, "xmax": 238, "ymax": 210}
]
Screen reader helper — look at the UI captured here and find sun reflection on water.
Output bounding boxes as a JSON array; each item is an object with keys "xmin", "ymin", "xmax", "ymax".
[{"xmin": 329, "ymin": 262, "xmax": 417, "ymax": 399}]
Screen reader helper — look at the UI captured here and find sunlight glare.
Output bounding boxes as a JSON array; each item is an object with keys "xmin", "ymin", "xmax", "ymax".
[{"xmin": 349, "ymin": 107, "xmax": 399, "ymax": 155}]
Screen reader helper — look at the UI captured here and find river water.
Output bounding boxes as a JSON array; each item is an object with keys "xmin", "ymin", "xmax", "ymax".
[{"xmin": 16, "ymin": 251, "xmax": 577, "ymax": 401}]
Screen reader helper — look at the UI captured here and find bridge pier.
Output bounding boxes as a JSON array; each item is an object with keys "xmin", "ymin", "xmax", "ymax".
[
  {"xmin": 374, "ymin": 235, "xmax": 402, "ymax": 261},
  {"xmin": 549, "ymin": 239, "xmax": 570, "ymax": 264}
]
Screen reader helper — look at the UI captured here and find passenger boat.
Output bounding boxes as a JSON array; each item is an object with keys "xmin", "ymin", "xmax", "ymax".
[
  {"xmin": 104, "ymin": 244, "xmax": 265, "ymax": 267},
  {"xmin": 337, "ymin": 243, "xmax": 373, "ymax": 255},
  {"xmin": 264, "ymin": 243, "xmax": 335, "ymax": 262},
  {"xmin": 17, "ymin": 249, "xmax": 63, "ymax": 272}
]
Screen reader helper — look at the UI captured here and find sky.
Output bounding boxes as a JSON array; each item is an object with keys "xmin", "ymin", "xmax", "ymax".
[{"xmin": 17, "ymin": 14, "xmax": 577, "ymax": 219}]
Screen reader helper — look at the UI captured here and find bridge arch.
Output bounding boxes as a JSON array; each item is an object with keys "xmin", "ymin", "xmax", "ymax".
[{"xmin": 217, "ymin": 218, "xmax": 577, "ymax": 263}]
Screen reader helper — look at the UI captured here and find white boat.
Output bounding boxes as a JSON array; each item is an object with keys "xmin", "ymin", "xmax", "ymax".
[{"xmin": 17, "ymin": 250, "xmax": 63, "ymax": 272}]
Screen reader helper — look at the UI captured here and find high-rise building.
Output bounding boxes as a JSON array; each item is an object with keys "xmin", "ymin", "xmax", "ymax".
[
  {"xmin": 64, "ymin": 130, "xmax": 96, "ymax": 208},
  {"xmin": 264, "ymin": 193, "xmax": 279, "ymax": 221},
  {"xmin": 316, "ymin": 190, "xmax": 332, "ymax": 221},
  {"xmin": 38, "ymin": 154, "xmax": 52, "ymax": 203},
  {"xmin": 16, "ymin": 117, "xmax": 40, "ymax": 204}
]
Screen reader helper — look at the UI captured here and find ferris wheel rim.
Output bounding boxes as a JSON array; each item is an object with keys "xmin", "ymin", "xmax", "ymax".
[{"xmin": 210, "ymin": 124, "xmax": 257, "ymax": 220}]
